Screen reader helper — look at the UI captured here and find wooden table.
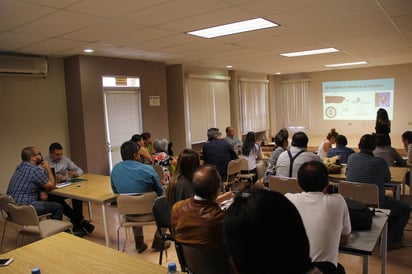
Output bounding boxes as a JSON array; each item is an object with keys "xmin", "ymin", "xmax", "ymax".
[
  {"xmin": 329, "ymin": 166, "xmax": 409, "ymax": 199},
  {"xmin": 339, "ymin": 209, "xmax": 389, "ymax": 274},
  {"xmin": 51, "ymin": 174, "xmax": 117, "ymax": 247},
  {"xmin": 0, "ymin": 232, "xmax": 165, "ymax": 273}
]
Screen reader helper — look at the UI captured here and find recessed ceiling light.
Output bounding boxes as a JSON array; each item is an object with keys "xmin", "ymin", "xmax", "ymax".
[
  {"xmin": 83, "ymin": 49, "xmax": 94, "ymax": 53},
  {"xmin": 275, "ymin": 72, "xmax": 281, "ymax": 75},
  {"xmin": 187, "ymin": 18, "xmax": 279, "ymax": 39},
  {"xmin": 226, "ymin": 65, "xmax": 233, "ymax": 69},
  {"xmin": 324, "ymin": 61, "xmax": 368, "ymax": 67},
  {"xmin": 280, "ymin": 48, "xmax": 339, "ymax": 57}
]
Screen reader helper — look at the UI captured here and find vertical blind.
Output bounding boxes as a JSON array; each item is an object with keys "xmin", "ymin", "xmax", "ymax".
[
  {"xmin": 186, "ymin": 77, "xmax": 230, "ymax": 143},
  {"xmin": 239, "ymin": 79, "xmax": 268, "ymax": 134},
  {"xmin": 280, "ymin": 79, "xmax": 310, "ymax": 129}
]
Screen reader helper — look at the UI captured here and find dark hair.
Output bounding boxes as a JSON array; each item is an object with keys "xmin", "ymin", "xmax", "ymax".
[
  {"xmin": 278, "ymin": 128, "xmax": 289, "ymax": 139},
  {"xmin": 207, "ymin": 128, "xmax": 220, "ymax": 141},
  {"xmin": 376, "ymin": 108, "xmax": 389, "ymax": 122},
  {"xmin": 274, "ymin": 132, "xmax": 288, "ymax": 147},
  {"xmin": 242, "ymin": 131, "xmax": 256, "ymax": 156},
  {"xmin": 375, "ymin": 133, "xmax": 391, "ymax": 147},
  {"xmin": 49, "ymin": 142, "xmax": 63, "ymax": 153},
  {"xmin": 224, "ymin": 189, "xmax": 313, "ymax": 274},
  {"xmin": 193, "ymin": 165, "xmax": 221, "ymax": 199},
  {"xmin": 225, "ymin": 126, "xmax": 231, "ymax": 134},
  {"xmin": 326, "ymin": 128, "xmax": 338, "ymax": 140},
  {"xmin": 359, "ymin": 134, "xmax": 376, "ymax": 151},
  {"xmin": 402, "ymin": 131, "xmax": 412, "ymax": 144},
  {"xmin": 166, "ymin": 149, "xmax": 200, "ymax": 204},
  {"xmin": 297, "ymin": 161, "xmax": 329, "ymax": 192},
  {"xmin": 130, "ymin": 134, "xmax": 142, "ymax": 142},
  {"xmin": 21, "ymin": 146, "xmax": 35, "ymax": 161},
  {"xmin": 291, "ymin": 132, "xmax": 309, "ymax": 147},
  {"xmin": 335, "ymin": 135, "xmax": 348, "ymax": 146},
  {"xmin": 120, "ymin": 141, "xmax": 140, "ymax": 161}
]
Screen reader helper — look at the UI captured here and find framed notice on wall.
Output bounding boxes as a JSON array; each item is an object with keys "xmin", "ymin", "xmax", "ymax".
[{"xmin": 149, "ymin": 96, "xmax": 160, "ymax": 106}]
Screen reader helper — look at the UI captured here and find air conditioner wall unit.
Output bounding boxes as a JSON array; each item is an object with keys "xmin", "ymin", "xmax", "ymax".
[{"xmin": 0, "ymin": 55, "xmax": 48, "ymax": 77}]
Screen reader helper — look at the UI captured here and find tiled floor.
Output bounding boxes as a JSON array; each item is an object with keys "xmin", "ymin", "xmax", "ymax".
[{"xmin": 1, "ymin": 200, "xmax": 412, "ymax": 273}]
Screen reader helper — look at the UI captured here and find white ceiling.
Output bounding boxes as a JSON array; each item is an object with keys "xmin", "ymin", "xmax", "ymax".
[{"xmin": 1, "ymin": 0, "xmax": 411, "ymax": 75}]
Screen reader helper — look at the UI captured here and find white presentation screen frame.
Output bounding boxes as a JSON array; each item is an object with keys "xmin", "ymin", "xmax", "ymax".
[{"xmin": 322, "ymin": 78, "xmax": 394, "ymax": 120}]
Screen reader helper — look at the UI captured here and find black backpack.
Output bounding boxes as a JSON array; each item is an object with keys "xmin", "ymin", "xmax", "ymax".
[{"xmin": 345, "ymin": 198, "xmax": 373, "ymax": 231}]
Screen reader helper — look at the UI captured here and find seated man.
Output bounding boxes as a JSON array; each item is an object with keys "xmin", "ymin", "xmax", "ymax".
[
  {"xmin": 111, "ymin": 141, "xmax": 165, "ymax": 253},
  {"xmin": 223, "ymin": 189, "xmax": 321, "ymax": 274},
  {"xmin": 276, "ymin": 131, "xmax": 321, "ymax": 178},
  {"xmin": 171, "ymin": 165, "xmax": 225, "ymax": 249},
  {"xmin": 202, "ymin": 128, "xmax": 238, "ymax": 179},
  {"xmin": 327, "ymin": 134, "xmax": 355, "ymax": 164},
  {"xmin": 286, "ymin": 161, "xmax": 351, "ymax": 272},
  {"xmin": 7, "ymin": 146, "xmax": 63, "ymax": 220},
  {"xmin": 346, "ymin": 134, "xmax": 411, "ymax": 250},
  {"xmin": 44, "ymin": 142, "xmax": 94, "ymax": 236}
]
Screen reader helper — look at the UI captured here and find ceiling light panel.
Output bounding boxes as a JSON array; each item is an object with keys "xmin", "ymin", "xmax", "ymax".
[{"xmin": 280, "ymin": 48, "xmax": 339, "ymax": 57}]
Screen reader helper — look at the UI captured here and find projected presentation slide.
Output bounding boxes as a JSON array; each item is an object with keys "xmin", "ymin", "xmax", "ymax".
[{"xmin": 322, "ymin": 78, "xmax": 394, "ymax": 120}]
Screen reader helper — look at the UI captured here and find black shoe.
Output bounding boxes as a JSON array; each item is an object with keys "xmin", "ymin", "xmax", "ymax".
[
  {"xmin": 73, "ymin": 225, "xmax": 87, "ymax": 237},
  {"xmin": 80, "ymin": 220, "xmax": 95, "ymax": 234},
  {"xmin": 152, "ymin": 241, "xmax": 171, "ymax": 251}
]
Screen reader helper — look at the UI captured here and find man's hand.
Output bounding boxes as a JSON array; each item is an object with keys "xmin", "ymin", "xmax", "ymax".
[
  {"xmin": 39, "ymin": 191, "xmax": 48, "ymax": 201},
  {"xmin": 67, "ymin": 170, "xmax": 78, "ymax": 178},
  {"xmin": 40, "ymin": 160, "xmax": 50, "ymax": 169}
]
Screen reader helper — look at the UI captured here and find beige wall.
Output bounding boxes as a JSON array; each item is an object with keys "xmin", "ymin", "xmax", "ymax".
[
  {"xmin": 0, "ymin": 58, "xmax": 69, "ymax": 193},
  {"xmin": 270, "ymin": 63, "xmax": 412, "ymax": 149}
]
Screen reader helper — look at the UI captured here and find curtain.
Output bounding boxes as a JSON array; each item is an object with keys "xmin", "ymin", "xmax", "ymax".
[{"xmin": 280, "ymin": 80, "xmax": 310, "ymax": 129}]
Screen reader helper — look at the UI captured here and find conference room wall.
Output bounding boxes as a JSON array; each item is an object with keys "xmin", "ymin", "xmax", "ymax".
[
  {"xmin": 64, "ymin": 55, "xmax": 169, "ymax": 176},
  {"xmin": 269, "ymin": 63, "xmax": 412, "ymax": 149},
  {"xmin": 0, "ymin": 58, "xmax": 70, "ymax": 193}
]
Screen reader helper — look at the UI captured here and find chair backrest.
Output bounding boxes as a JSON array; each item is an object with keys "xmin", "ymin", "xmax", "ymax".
[
  {"xmin": 116, "ymin": 192, "xmax": 157, "ymax": 215},
  {"xmin": 178, "ymin": 243, "xmax": 233, "ymax": 274},
  {"xmin": 152, "ymin": 196, "xmax": 171, "ymax": 231},
  {"xmin": 338, "ymin": 181, "xmax": 379, "ymax": 207},
  {"xmin": 7, "ymin": 203, "xmax": 40, "ymax": 227},
  {"xmin": 268, "ymin": 176, "xmax": 301, "ymax": 194},
  {"xmin": 239, "ymin": 158, "xmax": 249, "ymax": 172},
  {"xmin": 226, "ymin": 159, "xmax": 241, "ymax": 181},
  {"xmin": 0, "ymin": 195, "xmax": 13, "ymax": 219},
  {"xmin": 153, "ymin": 164, "xmax": 164, "ymax": 180}
]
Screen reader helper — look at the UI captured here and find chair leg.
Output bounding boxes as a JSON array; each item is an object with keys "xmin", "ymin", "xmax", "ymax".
[
  {"xmin": 0, "ymin": 220, "xmax": 6, "ymax": 251},
  {"xmin": 117, "ymin": 228, "xmax": 121, "ymax": 251}
]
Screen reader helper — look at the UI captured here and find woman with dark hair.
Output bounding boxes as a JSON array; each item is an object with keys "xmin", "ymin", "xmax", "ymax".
[
  {"xmin": 327, "ymin": 134, "xmax": 355, "ymax": 164},
  {"xmin": 130, "ymin": 134, "xmax": 152, "ymax": 164},
  {"xmin": 265, "ymin": 132, "xmax": 289, "ymax": 183},
  {"xmin": 141, "ymin": 132, "xmax": 153, "ymax": 154},
  {"xmin": 374, "ymin": 133, "xmax": 406, "ymax": 167},
  {"xmin": 241, "ymin": 132, "xmax": 262, "ymax": 183},
  {"xmin": 166, "ymin": 149, "xmax": 201, "ymax": 205},
  {"xmin": 375, "ymin": 108, "xmax": 391, "ymax": 135}
]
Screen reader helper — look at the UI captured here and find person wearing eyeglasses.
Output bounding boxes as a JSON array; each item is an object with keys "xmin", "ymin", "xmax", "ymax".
[{"xmin": 7, "ymin": 146, "xmax": 63, "ymax": 220}]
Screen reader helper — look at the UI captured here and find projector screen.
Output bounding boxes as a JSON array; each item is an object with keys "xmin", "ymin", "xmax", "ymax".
[{"xmin": 322, "ymin": 78, "xmax": 394, "ymax": 120}]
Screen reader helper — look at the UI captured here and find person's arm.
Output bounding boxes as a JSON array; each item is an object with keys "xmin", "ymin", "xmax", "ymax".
[
  {"xmin": 216, "ymin": 191, "xmax": 233, "ymax": 204},
  {"xmin": 322, "ymin": 141, "xmax": 332, "ymax": 153},
  {"xmin": 392, "ymin": 148, "xmax": 407, "ymax": 167},
  {"xmin": 340, "ymin": 233, "xmax": 350, "ymax": 245},
  {"xmin": 39, "ymin": 160, "xmax": 56, "ymax": 191},
  {"xmin": 140, "ymin": 147, "xmax": 152, "ymax": 163},
  {"xmin": 66, "ymin": 157, "xmax": 84, "ymax": 177}
]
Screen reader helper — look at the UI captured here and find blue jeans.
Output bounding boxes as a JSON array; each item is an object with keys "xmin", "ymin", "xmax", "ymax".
[{"xmin": 32, "ymin": 201, "xmax": 63, "ymax": 220}]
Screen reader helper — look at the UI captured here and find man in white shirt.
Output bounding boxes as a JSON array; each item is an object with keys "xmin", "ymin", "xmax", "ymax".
[
  {"xmin": 276, "ymin": 132, "xmax": 321, "ymax": 178},
  {"xmin": 286, "ymin": 161, "xmax": 351, "ymax": 272}
]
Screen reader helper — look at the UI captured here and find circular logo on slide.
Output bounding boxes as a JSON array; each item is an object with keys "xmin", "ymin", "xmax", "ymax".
[{"xmin": 325, "ymin": 107, "xmax": 337, "ymax": 118}]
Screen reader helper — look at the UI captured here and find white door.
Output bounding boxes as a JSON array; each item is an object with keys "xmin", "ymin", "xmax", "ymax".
[{"xmin": 103, "ymin": 88, "xmax": 142, "ymax": 171}]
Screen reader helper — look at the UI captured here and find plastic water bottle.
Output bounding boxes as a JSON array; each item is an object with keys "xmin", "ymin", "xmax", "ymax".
[{"xmin": 167, "ymin": 262, "xmax": 179, "ymax": 274}]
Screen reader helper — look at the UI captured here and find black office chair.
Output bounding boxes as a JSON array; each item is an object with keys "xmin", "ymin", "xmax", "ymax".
[
  {"xmin": 152, "ymin": 196, "xmax": 172, "ymax": 265},
  {"xmin": 177, "ymin": 242, "xmax": 233, "ymax": 274}
]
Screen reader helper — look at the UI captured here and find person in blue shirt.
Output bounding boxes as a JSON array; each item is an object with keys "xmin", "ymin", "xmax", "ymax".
[
  {"xmin": 327, "ymin": 135, "xmax": 355, "ymax": 164},
  {"xmin": 111, "ymin": 141, "xmax": 164, "ymax": 253}
]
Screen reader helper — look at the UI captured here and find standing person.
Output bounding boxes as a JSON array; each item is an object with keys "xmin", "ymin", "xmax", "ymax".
[
  {"xmin": 224, "ymin": 189, "xmax": 321, "ymax": 274},
  {"xmin": 111, "ymin": 141, "xmax": 165, "ymax": 253},
  {"xmin": 241, "ymin": 131, "xmax": 262, "ymax": 183},
  {"xmin": 375, "ymin": 108, "xmax": 391, "ymax": 136},
  {"xmin": 346, "ymin": 134, "xmax": 410, "ymax": 250},
  {"xmin": 202, "ymin": 128, "xmax": 238, "ymax": 179},
  {"xmin": 130, "ymin": 134, "xmax": 152, "ymax": 164},
  {"xmin": 276, "ymin": 132, "xmax": 322, "ymax": 178},
  {"xmin": 7, "ymin": 146, "xmax": 63, "ymax": 220},
  {"xmin": 373, "ymin": 134, "xmax": 406, "ymax": 167},
  {"xmin": 327, "ymin": 135, "xmax": 355, "ymax": 164},
  {"xmin": 152, "ymin": 138, "xmax": 177, "ymax": 185},
  {"xmin": 317, "ymin": 128, "xmax": 338, "ymax": 159},
  {"xmin": 286, "ymin": 161, "xmax": 351, "ymax": 272},
  {"xmin": 44, "ymin": 142, "xmax": 95, "ymax": 235},
  {"xmin": 171, "ymin": 165, "xmax": 225, "ymax": 249},
  {"xmin": 223, "ymin": 126, "xmax": 242, "ymax": 152}
]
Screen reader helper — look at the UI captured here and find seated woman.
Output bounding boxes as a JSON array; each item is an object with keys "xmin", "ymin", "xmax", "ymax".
[
  {"xmin": 152, "ymin": 138, "xmax": 177, "ymax": 185},
  {"xmin": 317, "ymin": 128, "xmax": 338, "ymax": 159},
  {"xmin": 241, "ymin": 132, "xmax": 263, "ymax": 183},
  {"xmin": 130, "ymin": 134, "xmax": 152, "ymax": 164},
  {"xmin": 224, "ymin": 189, "xmax": 322, "ymax": 274},
  {"xmin": 265, "ymin": 132, "xmax": 288, "ymax": 184}
]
